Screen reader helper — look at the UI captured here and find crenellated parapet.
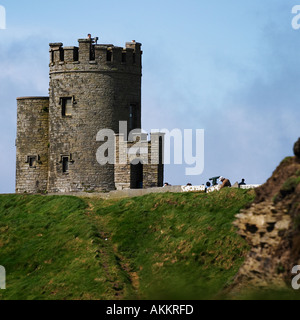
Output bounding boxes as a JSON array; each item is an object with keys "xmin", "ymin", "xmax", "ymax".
[{"xmin": 49, "ymin": 38, "xmax": 142, "ymax": 74}]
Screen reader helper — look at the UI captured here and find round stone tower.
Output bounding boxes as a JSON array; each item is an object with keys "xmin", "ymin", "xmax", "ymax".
[{"xmin": 48, "ymin": 37, "xmax": 142, "ymax": 192}]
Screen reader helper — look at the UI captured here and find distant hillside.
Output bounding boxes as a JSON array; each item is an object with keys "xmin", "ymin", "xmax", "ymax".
[{"xmin": 0, "ymin": 189, "xmax": 255, "ymax": 300}]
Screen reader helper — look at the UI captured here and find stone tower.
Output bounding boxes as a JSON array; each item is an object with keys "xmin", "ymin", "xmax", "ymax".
[
  {"xmin": 16, "ymin": 97, "xmax": 49, "ymax": 193},
  {"xmin": 15, "ymin": 36, "xmax": 164, "ymax": 194}
]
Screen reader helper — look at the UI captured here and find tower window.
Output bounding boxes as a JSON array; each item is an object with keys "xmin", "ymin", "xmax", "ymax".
[
  {"xmin": 60, "ymin": 48, "xmax": 64, "ymax": 62},
  {"xmin": 107, "ymin": 50, "xmax": 112, "ymax": 62},
  {"xmin": 129, "ymin": 104, "xmax": 137, "ymax": 131},
  {"xmin": 122, "ymin": 52, "xmax": 126, "ymax": 63},
  {"xmin": 27, "ymin": 156, "xmax": 37, "ymax": 168},
  {"xmin": 62, "ymin": 157, "xmax": 69, "ymax": 173},
  {"xmin": 159, "ymin": 136, "xmax": 163, "ymax": 165},
  {"xmin": 90, "ymin": 45, "xmax": 95, "ymax": 61},
  {"xmin": 61, "ymin": 97, "xmax": 73, "ymax": 117},
  {"xmin": 74, "ymin": 48, "xmax": 79, "ymax": 61}
]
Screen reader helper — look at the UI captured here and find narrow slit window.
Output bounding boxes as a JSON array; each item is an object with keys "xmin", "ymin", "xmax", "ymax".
[
  {"xmin": 107, "ymin": 50, "xmax": 112, "ymax": 62},
  {"xmin": 28, "ymin": 156, "xmax": 37, "ymax": 168},
  {"xmin": 122, "ymin": 52, "xmax": 126, "ymax": 63},
  {"xmin": 90, "ymin": 45, "xmax": 95, "ymax": 61},
  {"xmin": 129, "ymin": 104, "xmax": 137, "ymax": 131},
  {"xmin": 62, "ymin": 157, "xmax": 69, "ymax": 173},
  {"xmin": 159, "ymin": 136, "xmax": 163, "ymax": 165},
  {"xmin": 62, "ymin": 97, "xmax": 72, "ymax": 117}
]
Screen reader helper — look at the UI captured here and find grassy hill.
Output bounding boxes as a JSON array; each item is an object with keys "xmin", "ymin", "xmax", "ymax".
[{"xmin": 0, "ymin": 189, "xmax": 255, "ymax": 300}]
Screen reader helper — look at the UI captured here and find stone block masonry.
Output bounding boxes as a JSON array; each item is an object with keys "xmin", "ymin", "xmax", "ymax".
[{"xmin": 16, "ymin": 97, "xmax": 49, "ymax": 193}]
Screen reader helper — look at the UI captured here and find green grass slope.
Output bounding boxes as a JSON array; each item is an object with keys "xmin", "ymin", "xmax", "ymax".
[{"xmin": 0, "ymin": 189, "xmax": 254, "ymax": 300}]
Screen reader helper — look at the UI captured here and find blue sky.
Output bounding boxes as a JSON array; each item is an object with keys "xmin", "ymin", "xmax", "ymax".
[{"xmin": 0, "ymin": 0, "xmax": 299, "ymax": 193}]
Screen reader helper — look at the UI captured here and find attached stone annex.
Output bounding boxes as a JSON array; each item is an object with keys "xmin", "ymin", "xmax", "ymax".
[{"xmin": 16, "ymin": 36, "xmax": 164, "ymax": 193}]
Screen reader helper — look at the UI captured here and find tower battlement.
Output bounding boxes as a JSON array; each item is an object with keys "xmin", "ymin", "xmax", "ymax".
[{"xmin": 49, "ymin": 38, "xmax": 142, "ymax": 74}]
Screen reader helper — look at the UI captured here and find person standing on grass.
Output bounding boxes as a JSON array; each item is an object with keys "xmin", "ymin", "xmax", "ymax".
[{"xmin": 238, "ymin": 179, "xmax": 246, "ymax": 188}]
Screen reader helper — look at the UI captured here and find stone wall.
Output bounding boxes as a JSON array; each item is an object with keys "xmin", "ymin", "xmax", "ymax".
[
  {"xmin": 16, "ymin": 97, "xmax": 49, "ymax": 193},
  {"xmin": 114, "ymin": 134, "xmax": 164, "ymax": 190}
]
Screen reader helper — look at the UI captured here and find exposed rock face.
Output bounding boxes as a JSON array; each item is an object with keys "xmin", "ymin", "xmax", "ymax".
[
  {"xmin": 232, "ymin": 201, "xmax": 293, "ymax": 289},
  {"xmin": 231, "ymin": 141, "xmax": 300, "ymax": 291},
  {"xmin": 294, "ymin": 138, "xmax": 300, "ymax": 159}
]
